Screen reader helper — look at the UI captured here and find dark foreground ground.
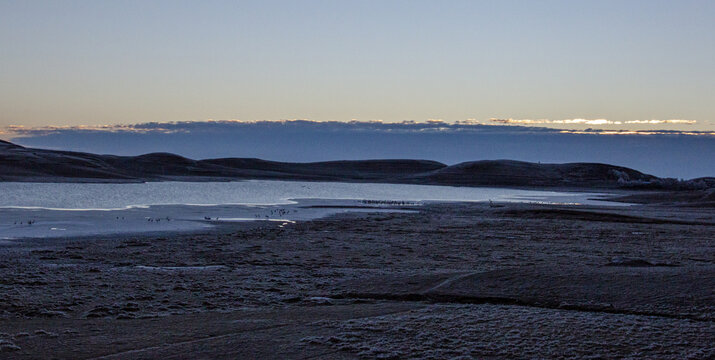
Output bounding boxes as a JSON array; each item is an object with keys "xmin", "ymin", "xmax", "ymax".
[{"xmin": 1, "ymin": 202, "xmax": 713, "ymax": 359}]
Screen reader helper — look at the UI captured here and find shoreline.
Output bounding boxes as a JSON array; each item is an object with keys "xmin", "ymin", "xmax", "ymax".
[{"xmin": 0, "ymin": 175, "xmax": 681, "ymax": 195}]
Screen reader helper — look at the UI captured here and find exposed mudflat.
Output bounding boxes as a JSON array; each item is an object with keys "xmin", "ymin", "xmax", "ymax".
[{"xmin": 0, "ymin": 202, "xmax": 713, "ymax": 359}]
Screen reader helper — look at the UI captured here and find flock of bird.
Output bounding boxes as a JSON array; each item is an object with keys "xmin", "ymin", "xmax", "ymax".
[
  {"xmin": 13, "ymin": 220, "xmax": 36, "ymax": 225},
  {"xmin": 254, "ymin": 208, "xmax": 294, "ymax": 219},
  {"xmin": 359, "ymin": 199, "xmax": 419, "ymax": 206}
]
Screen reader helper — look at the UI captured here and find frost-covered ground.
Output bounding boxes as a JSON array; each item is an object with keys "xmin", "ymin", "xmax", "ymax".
[
  {"xmin": 306, "ymin": 304, "xmax": 713, "ymax": 359},
  {"xmin": 0, "ymin": 202, "xmax": 713, "ymax": 359}
]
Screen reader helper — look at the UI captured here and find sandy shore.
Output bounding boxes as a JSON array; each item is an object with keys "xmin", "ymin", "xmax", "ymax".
[{"xmin": 1, "ymin": 201, "xmax": 713, "ymax": 359}]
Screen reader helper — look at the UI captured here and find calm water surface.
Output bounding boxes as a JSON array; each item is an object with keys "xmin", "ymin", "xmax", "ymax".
[
  {"xmin": 0, "ymin": 181, "xmax": 624, "ymax": 239},
  {"xmin": 0, "ymin": 180, "xmax": 615, "ymax": 210}
]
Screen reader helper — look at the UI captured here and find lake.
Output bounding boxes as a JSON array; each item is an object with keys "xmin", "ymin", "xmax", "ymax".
[
  {"xmin": 0, "ymin": 180, "xmax": 618, "ymax": 210},
  {"xmin": 0, "ymin": 180, "xmax": 622, "ymax": 239}
]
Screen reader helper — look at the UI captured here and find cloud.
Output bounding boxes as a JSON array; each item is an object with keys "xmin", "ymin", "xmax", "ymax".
[
  {"xmin": 4, "ymin": 118, "xmax": 708, "ymax": 140},
  {"xmin": 490, "ymin": 118, "xmax": 619, "ymax": 125},
  {"xmin": 559, "ymin": 129, "xmax": 713, "ymax": 136},
  {"xmin": 490, "ymin": 118, "xmax": 698, "ymax": 126},
  {"xmin": 624, "ymin": 119, "xmax": 697, "ymax": 124},
  {"xmin": 6, "ymin": 119, "xmax": 559, "ymax": 138},
  {"xmin": 5, "ymin": 123, "xmax": 184, "ymax": 136}
]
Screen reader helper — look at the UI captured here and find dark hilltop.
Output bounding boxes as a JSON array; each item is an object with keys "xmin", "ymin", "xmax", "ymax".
[{"xmin": 0, "ymin": 139, "xmax": 711, "ymax": 191}]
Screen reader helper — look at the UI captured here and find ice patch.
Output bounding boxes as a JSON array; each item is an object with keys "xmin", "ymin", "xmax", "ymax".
[{"xmin": 217, "ymin": 218, "xmax": 296, "ymax": 223}]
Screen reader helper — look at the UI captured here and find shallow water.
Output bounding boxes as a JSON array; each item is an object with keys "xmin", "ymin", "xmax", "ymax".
[
  {"xmin": 0, "ymin": 180, "xmax": 623, "ymax": 240},
  {"xmin": 0, "ymin": 180, "xmax": 616, "ymax": 210}
]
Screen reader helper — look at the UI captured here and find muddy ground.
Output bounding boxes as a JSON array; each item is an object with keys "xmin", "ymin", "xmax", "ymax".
[{"xmin": 1, "ymin": 202, "xmax": 713, "ymax": 359}]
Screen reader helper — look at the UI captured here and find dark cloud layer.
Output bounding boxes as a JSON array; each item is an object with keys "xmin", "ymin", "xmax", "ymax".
[{"xmin": 9, "ymin": 120, "xmax": 715, "ymax": 179}]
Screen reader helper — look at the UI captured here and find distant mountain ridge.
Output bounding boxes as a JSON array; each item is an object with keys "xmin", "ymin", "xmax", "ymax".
[{"xmin": 0, "ymin": 140, "xmax": 703, "ymax": 189}]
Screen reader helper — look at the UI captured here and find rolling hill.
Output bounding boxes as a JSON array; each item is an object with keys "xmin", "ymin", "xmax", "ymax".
[{"xmin": 0, "ymin": 139, "xmax": 685, "ymax": 189}]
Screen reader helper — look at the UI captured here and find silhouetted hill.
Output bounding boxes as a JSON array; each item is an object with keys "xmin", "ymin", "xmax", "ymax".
[
  {"xmin": 0, "ymin": 140, "xmax": 705, "ymax": 189},
  {"xmin": 0, "ymin": 141, "xmax": 446, "ymax": 183},
  {"xmin": 419, "ymin": 160, "xmax": 658, "ymax": 187}
]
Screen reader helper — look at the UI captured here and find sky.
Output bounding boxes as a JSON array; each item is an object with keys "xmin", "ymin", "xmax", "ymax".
[
  {"xmin": 1, "ymin": 0, "xmax": 714, "ymax": 131},
  {"xmin": 1, "ymin": 1, "xmax": 713, "ymax": 178}
]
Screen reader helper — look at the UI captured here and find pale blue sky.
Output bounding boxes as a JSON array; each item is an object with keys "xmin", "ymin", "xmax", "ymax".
[{"xmin": 1, "ymin": 0, "xmax": 714, "ymax": 130}]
